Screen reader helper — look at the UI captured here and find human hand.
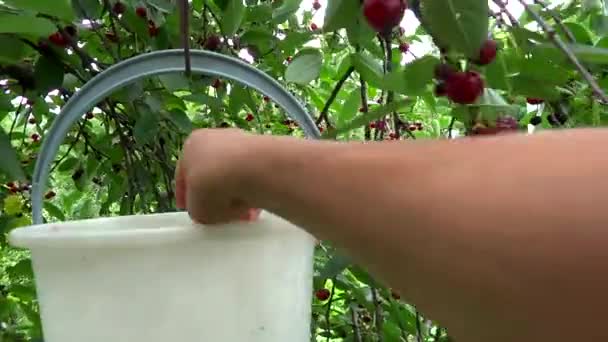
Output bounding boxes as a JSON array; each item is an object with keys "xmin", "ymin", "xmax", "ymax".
[{"xmin": 175, "ymin": 128, "xmax": 262, "ymax": 225}]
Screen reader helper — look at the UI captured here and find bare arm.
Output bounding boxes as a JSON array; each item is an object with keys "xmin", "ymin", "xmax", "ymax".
[
  {"xmin": 177, "ymin": 128, "xmax": 608, "ymax": 342},
  {"xmin": 243, "ymin": 129, "xmax": 608, "ymax": 342}
]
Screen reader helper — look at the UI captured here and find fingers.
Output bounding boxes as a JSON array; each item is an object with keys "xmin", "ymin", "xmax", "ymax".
[{"xmin": 185, "ymin": 187, "xmax": 259, "ymax": 225}]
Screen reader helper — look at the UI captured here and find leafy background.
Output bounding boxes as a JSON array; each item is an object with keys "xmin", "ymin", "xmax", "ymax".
[{"xmin": 1, "ymin": 0, "xmax": 608, "ymax": 340}]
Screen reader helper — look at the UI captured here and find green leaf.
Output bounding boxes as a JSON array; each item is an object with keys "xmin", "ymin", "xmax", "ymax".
[
  {"xmin": 44, "ymin": 202, "xmax": 66, "ymax": 221},
  {"xmin": 560, "ymin": 22, "xmax": 592, "ymax": 45},
  {"xmin": 159, "ymin": 74, "xmax": 190, "ymax": 91},
  {"xmin": 57, "ymin": 157, "xmax": 79, "ymax": 172},
  {"xmin": 558, "ymin": 43, "xmax": 608, "ymax": 65},
  {"xmin": 272, "ymin": 0, "xmax": 302, "ymax": 23},
  {"xmin": 485, "ymin": 52, "xmax": 512, "ymax": 91},
  {"xmin": 228, "ymin": 85, "xmax": 247, "ymax": 114},
  {"xmin": 3, "ymin": 0, "xmax": 74, "ymax": 21},
  {"xmin": 0, "ymin": 92, "xmax": 13, "ymax": 112},
  {"xmin": 121, "ymin": 10, "xmax": 149, "ymax": 38},
  {"xmin": 4, "ymin": 195, "xmax": 23, "ymax": 216},
  {"xmin": 147, "ymin": 0, "xmax": 174, "ymax": 12},
  {"xmin": 319, "ymin": 253, "xmax": 351, "ymax": 279},
  {"xmin": 337, "ymin": 89, "xmax": 361, "ymax": 126},
  {"xmin": 383, "ymin": 56, "xmax": 439, "ymax": 95},
  {"xmin": 133, "ymin": 110, "xmax": 160, "ymax": 145},
  {"xmin": 420, "ymin": 0, "xmax": 489, "ymax": 58},
  {"xmin": 345, "ymin": 11, "xmax": 376, "ymax": 47},
  {"xmin": 0, "ymin": 129, "xmax": 25, "ymax": 181},
  {"xmin": 351, "ymin": 52, "xmax": 384, "ymax": 88},
  {"xmin": 0, "ymin": 34, "xmax": 30, "ymax": 64},
  {"xmin": 240, "ymin": 28, "xmax": 277, "ymax": 53},
  {"xmin": 0, "ymin": 13, "xmax": 56, "ymax": 37},
  {"xmin": 6, "ymin": 259, "xmax": 33, "ymax": 279},
  {"xmin": 327, "ymin": 98, "xmax": 412, "ymax": 138},
  {"xmin": 324, "ymin": 0, "xmax": 359, "ymax": 32},
  {"xmin": 164, "ymin": 109, "xmax": 193, "ymax": 134},
  {"xmin": 285, "ymin": 49, "xmax": 323, "ymax": 85},
  {"xmin": 34, "ymin": 55, "xmax": 65, "ymax": 94},
  {"xmin": 222, "ymin": 0, "xmax": 246, "ymax": 36},
  {"xmin": 71, "ymin": 0, "xmax": 102, "ymax": 19}
]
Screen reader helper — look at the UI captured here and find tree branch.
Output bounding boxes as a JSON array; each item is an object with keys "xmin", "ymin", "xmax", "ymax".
[
  {"xmin": 371, "ymin": 287, "xmax": 384, "ymax": 342},
  {"xmin": 515, "ymin": 0, "xmax": 608, "ymax": 104},
  {"xmin": 316, "ymin": 66, "xmax": 355, "ymax": 126},
  {"xmin": 492, "ymin": 0, "xmax": 520, "ymax": 28},
  {"xmin": 350, "ymin": 306, "xmax": 363, "ymax": 342},
  {"xmin": 325, "ymin": 279, "xmax": 337, "ymax": 342}
]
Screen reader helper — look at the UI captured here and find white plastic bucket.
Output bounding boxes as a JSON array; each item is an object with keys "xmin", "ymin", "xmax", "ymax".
[{"xmin": 8, "ymin": 210, "xmax": 316, "ymax": 342}]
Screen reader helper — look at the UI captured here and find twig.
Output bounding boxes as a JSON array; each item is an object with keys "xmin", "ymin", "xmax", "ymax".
[
  {"xmin": 9, "ymin": 96, "xmax": 24, "ymax": 138},
  {"xmin": 515, "ymin": 0, "xmax": 608, "ymax": 104},
  {"xmin": 179, "ymin": 0, "xmax": 192, "ymax": 76},
  {"xmin": 205, "ymin": 6, "xmax": 239, "ymax": 55},
  {"xmin": 325, "ymin": 279, "xmax": 337, "ymax": 342},
  {"xmin": 50, "ymin": 124, "xmax": 85, "ymax": 173},
  {"xmin": 415, "ymin": 309, "xmax": 423, "ymax": 342},
  {"xmin": 350, "ymin": 306, "xmax": 363, "ymax": 342},
  {"xmin": 316, "ymin": 66, "xmax": 355, "ymax": 126},
  {"xmin": 492, "ymin": 0, "xmax": 519, "ymax": 27},
  {"xmin": 101, "ymin": 0, "xmax": 123, "ymax": 58},
  {"xmin": 355, "ymin": 45, "xmax": 372, "ymax": 141},
  {"xmin": 370, "ymin": 287, "xmax": 384, "ymax": 342},
  {"xmin": 447, "ymin": 116, "xmax": 455, "ymax": 139},
  {"xmin": 533, "ymin": 0, "xmax": 576, "ymax": 43}
]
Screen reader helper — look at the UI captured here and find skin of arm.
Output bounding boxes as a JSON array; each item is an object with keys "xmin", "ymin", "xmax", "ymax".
[{"xmin": 176, "ymin": 128, "xmax": 608, "ymax": 342}]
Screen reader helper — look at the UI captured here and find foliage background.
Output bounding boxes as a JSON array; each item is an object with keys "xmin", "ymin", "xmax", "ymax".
[{"xmin": 1, "ymin": 0, "xmax": 608, "ymax": 340}]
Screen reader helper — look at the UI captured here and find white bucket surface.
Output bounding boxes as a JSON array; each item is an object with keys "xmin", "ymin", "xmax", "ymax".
[{"xmin": 9, "ymin": 211, "xmax": 316, "ymax": 342}]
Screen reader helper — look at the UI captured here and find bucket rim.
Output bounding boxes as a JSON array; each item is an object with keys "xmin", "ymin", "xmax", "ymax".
[{"xmin": 8, "ymin": 211, "xmax": 312, "ymax": 249}]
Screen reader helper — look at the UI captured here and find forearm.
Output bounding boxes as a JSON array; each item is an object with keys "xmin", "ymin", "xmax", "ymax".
[{"xmin": 246, "ymin": 129, "xmax": 608, "ymax": 341}]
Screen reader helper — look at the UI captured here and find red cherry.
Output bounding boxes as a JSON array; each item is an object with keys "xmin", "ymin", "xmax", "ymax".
[
  {"xmin": 526, "ymin": 98, "xmax": 544, "ymax": 105},
  {"xmin": 434, "ymin": 63, "xmax": 456, "ymax": 81},
  {"xmin": 369, "ymin": 122, "xmax": 376, "ymax": 129},
  {"xmin": 203, "ymin": 35, "xmax": 222, "ymax": 51},
  {"xmin": 212, "ymin": 79, "xmax": 222, "ymax": 89},
  {"xmin": 286, "ymin": 56, "xmax": 293, "ymax": 63},
  {"xmin": 48, "ymin": 32, "xmax": 67, "ymax": 47},
  {"xmin": 246, "ymin": 113, "xmax": 254, "ymax": 122},
  {"xmin": 391, "ymin": 290, "xmax": 401, "ymax": 300},
  {"xmin": 434, "ymin": 83, "xmax": 447, "ymax": 97},
  {"xmin": 263, "ymin": 96, "xmax": 270, "ymax": 102},
  {"xmin": 315, "ymin": 288, "xmax": 330, "ymax": 301},
  {"xmin": 148, "ymin": 24, "xmax": 159, "ymax": 37},
  {"xmin": 310, "ymin": 23, "xmax": 318, "ymax": 31},
  {"xmin": 362, "ymin": 0, "xmax": 407, "ymax": 34},
  {"xmin": 135, "ymin": 6, "xmax": 147, "ymax": 18},
  {"xmin": 31, "ymin": 133, "xmax": 40, "ymax": 142},
  {"xmin": 45, "ymin": 191, "xmax": 56, "ymax": 199},
  {"xmin": 445, "ymin": 71, "xmax": 484, "ymax": 105},
  {"xmin": 112, "ymin": 2, "xmax": 126, "ymax": 15},
  {"xmin": 388, "ymin": 132, "xmax": 396, "ymax": 139},
  {"xmin": 313, "ymin": 1, "xmax": 321, "ymax": 10},
  {"xmin": 476, "ymin": 39, "xmax": 497, "ymax": 65},
  {"xmin": 399, "ymin": 42, "xmax": 409, "ymax": 53},
  {"xmin": 318, "ymin": 126, "xmax": 324, "ymax": 133}
]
